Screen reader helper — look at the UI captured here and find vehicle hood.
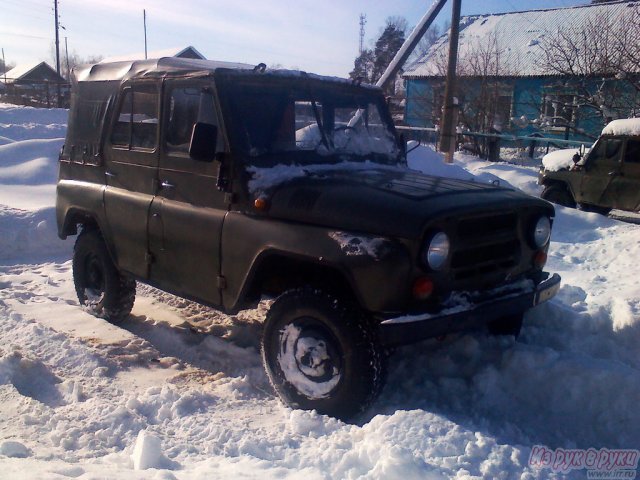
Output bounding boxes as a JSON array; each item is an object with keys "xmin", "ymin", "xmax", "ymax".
[
  {"xmin": 256, "ymin": 166, "xmax": 552, "ymax": 239},
  {"xmin": 542, "ymin": 148, "xmax": 580, "ymax": 172}
]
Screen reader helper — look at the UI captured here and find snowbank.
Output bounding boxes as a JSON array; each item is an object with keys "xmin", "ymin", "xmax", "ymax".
[{"xmin": 601, "ymin": 118, "xmax": 640, "ymax": 136}]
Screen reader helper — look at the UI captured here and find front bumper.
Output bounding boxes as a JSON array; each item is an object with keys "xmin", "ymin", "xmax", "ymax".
[{"xmin": 378, "ymin": 273, "xmax": 561, "ymax": 347}]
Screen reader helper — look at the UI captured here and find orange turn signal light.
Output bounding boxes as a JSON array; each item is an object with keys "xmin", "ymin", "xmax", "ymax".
[
  {"xmin": 412, "ymin": 277, "xmax": 434, "ymax": 300},
  {"xmin": 533, "ymin": 250, "xmax": 547, "ymax": 269},
  {"xmin": 254, "ymin": 197, "xmax": 268, "ymax": 211}
]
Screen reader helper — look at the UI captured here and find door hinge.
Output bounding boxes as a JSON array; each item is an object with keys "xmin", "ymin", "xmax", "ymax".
[
  {"xmin": 217, "ymin": 275, "xmax": 227, "ymax": 289},
  {"xmin": 145, "ymin": 252, "xmax": 155, "ymax": 264}
]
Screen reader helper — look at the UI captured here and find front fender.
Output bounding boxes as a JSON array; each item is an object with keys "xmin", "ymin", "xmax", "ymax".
[{"xmin": 221, "ymin": 212, "xmax": 413, "ymax": 313}]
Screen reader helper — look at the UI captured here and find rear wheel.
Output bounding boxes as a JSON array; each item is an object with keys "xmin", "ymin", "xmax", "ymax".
[
  {"xmin": 262, "ymin": 288, "xmax": 385, "ymax": 420},
  {"xmin": 541, "ymin": 185, "xmax": 576, "ymax": 208},
  {"xmin": 73, "ymin": 229, "xmax": 136, "ymax": 323}
]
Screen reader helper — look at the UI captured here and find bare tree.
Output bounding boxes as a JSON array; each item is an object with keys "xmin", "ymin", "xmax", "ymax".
[{"xmin": 541, "ymin": 7, "xmax": 640, "ymax": 126}]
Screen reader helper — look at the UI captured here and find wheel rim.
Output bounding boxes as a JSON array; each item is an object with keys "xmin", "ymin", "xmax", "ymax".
[
  {"xmin": 277, "ymin": 317, "xmax": 342, "ymax": 399},
  {"xmin": 83, "ymin": 254, "xmax": 105, "ymax": 308}
]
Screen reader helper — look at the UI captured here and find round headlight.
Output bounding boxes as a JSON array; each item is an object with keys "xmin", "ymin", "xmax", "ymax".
[
  {"xmin": 425, "ymin": 232, "xmax": 450, "ymax": 270},
  {"xmin": 533, "ymin": 216, "xmax": 551, "ymax": 248}
]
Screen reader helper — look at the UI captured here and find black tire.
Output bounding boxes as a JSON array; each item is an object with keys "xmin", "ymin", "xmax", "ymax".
[
  {"xmin": 541, "ymin": 185, "xmax": 576, "ymax": 208},
  {"xmin": 262, "ymin": 288, "xmax": 385, "ymax": 420},
  {"xmin": 580, "ymin": 204, "xmax": 611, "ymax": 216},
  {"xmin": 72, "ymin": 229, "xmax": 136, "ymax": 323},
  {"xmin": 487, "ymin": 314, "xmax": 524, "ymax": 338}
]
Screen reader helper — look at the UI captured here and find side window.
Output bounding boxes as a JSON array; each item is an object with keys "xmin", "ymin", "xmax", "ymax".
[
  {"xmin": 165, "ymin": 86, "xmax": 220, "ymax": 155},
  {"xmin": 111, "ymin": 90, "xmax": 132, "ymax": 146},
  {"xmin": 588, "ymin": 138, "xmax": 622, "ymax": 169},
  {"xmin": 110, "ymin": 84, "xmax": 159, "ymax": 150},
  {"xmin": 166, "ymin": 87, "xmax": 200, "ymax": 153},
  {"xmin": 624, "ymin": 140, "xmax": 640, "ymax": 164}
]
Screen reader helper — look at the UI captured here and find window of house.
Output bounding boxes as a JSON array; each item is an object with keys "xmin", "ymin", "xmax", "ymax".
[
  {"xmin": 110, "ymin": 84, "xmax": 159, "ymax": 150},
  {"xmin": 542, "ymin": 90, "xmax": 576, "ymax": 129}
]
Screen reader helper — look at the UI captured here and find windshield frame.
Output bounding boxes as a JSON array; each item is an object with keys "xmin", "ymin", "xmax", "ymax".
[{"xmin": 215, "ymin": 71, "xmax": 402, "ymax": 167}]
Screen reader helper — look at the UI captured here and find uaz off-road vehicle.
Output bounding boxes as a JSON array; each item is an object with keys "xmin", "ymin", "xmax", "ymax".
[
  {"xmin": 539, "ymin": 118, "xmax": 640, "ymax": 214},
  {"xmin": 57, "ymin": 58, "xmax": 560, "ymax": 419}
]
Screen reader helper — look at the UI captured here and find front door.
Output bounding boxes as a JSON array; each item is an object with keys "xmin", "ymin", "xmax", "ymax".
[
  {"xmin": 578, "ymin": 137, "xmax": 623, "ymax": 208},
  {"xmin": 148, "ymin": 80, "xmax": 227, "ymax": 305},
  {"xmin": 612, "ymin": 138, "xmax": 640, "ymax": 211},
  {"xmin": 103, "ymin": 81, "xmax": 160, "ymax": 278}
]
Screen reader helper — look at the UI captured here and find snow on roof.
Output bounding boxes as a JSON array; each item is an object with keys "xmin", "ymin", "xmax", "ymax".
[
  {"xmin": 3, "ymin": 62, "xmax": 58, "ymax": 83},
  {"xmin": 601, "ymin": 118, "xmax": 640, "ymax": 136},
  {"xmin": 100, "ymin": 46, "xmax": 205, "ymax": 63},
  {"xmin": 74, "ymin": 57, "xmax": 254, "ymax": 83},
  {"xmin": 405, "ymin": 1, "xmax": 640, "ymax": 79}
]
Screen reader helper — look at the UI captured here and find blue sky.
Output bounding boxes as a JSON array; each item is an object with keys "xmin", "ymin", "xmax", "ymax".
[{"xmin": 2, "ymin": 0, "xmax": 590, "ymax": 77}]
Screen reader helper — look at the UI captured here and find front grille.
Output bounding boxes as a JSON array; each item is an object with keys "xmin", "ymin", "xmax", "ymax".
[{"xmin": 450, "ymin": 212, "xmax": 521, "ymax": 282}]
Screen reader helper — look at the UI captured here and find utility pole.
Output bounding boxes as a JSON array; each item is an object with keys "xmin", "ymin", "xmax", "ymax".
[
  {"xmin": 54, "ymin": 0, "xmax": 62, "ymax": 107},
  {"xmin": 438, "ymin": 0, "xmax": 462, "ymax": 163},
  {"xmin": 143, "ymin": 10, "xmax": 148, "ymax": 59},
  {"xmin": 64, "ymin": 37, "xmax": 70, "ymax": 80},
  {"xmin": 359, "ymin": 14, "xmax": 366, "ymax": 55},
  {"xmin": 2, "ymin": 48, "xmax": 7, "ymax": 83}
]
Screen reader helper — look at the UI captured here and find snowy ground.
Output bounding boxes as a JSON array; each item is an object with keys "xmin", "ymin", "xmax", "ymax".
[{"xmin": 0, "ymin": 103, "xmax": 638, "ymax": 479}]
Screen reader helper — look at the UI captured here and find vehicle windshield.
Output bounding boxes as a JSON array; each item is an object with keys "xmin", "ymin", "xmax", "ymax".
[{"xmin": 218, "ymin": 78, "xmax": 401, "ymax": 165}]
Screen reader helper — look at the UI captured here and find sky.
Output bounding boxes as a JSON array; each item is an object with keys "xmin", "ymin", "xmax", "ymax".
[{"xmin": 2, "ymin": 0, "xmax": 592, "ymax": 78}]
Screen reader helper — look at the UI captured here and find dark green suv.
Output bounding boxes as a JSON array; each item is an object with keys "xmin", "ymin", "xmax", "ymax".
[
  {"xmin": 539, "ymin": 119, "xmax": 640, "ymax": 214},
  {"xmin": 56, "ymin": 58, "xmax": 560, "ymax": 419}
]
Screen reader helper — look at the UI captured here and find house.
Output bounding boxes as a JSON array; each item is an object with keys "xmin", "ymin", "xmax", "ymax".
[
  {"xmin": 403, "ymin": 1, "xmax": 640, "ymax": 142},
  {"xmin": 100, "ymin": 46, "xmax": 206, "ymax": 63},
  {"xmin": 3, "ymin": 61, "xmax": 67, "ymax": 107},
  {"xmin": 4, "ymin": 61, "xmax": 65, "ymax": 87}
]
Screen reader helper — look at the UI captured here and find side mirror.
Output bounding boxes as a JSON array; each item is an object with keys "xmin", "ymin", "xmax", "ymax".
[{"xmin": 189, "ymin": 122, "xmax": 218, "ymax": 162}]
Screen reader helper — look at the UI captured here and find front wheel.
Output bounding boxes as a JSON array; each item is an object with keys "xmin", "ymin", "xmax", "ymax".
[
  {"xmin": 72, "ymin": 229, "xmax": 136, "ymax": 323},
  {"xmin": 262, "ymin": 288, "xmax": 385, "ymax": 420},
  {"xmin": 541, "ymin": 185, "xmax": 576, "ymax": 208}
]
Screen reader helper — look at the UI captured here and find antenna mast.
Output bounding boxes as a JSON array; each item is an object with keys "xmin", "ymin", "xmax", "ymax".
[
  {"xmin": 359, "ymin": 14, "xmax": 367, "ymax": 54},
  {"xmin": 143, "ymin": 9, "xmax": 148, "ymax": 59}
]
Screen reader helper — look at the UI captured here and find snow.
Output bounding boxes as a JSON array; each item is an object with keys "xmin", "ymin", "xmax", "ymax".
[
  {"xmin": 541, "ymin": 148, "xmax": 580, "ymax": 172},
  {"xmin": 1, "ymin": 104, "xmax": 639, "ymax": 479},
  {"xmin": 276, "ymin": 324, "xmax": 340, "ymax": 400},
  {"xmin": 601, "ymin": 118, "xmax": 640, "ymax": 136},
  {"xmin": 328, "ymin": 232, "xmax": 389, "ymax": 260}
]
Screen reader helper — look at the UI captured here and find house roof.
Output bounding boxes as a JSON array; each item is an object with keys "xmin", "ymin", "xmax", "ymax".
[
  {"xmin": 100, "ymin": 46, "xmax": 206, "ymax": 64},
  {"xmin": 3, "ymin": 61, "xmax": 63, "ymax": 83},
  {"xmin": 404, "ymin": 0, "xmax": 640, "ymax": 79}
]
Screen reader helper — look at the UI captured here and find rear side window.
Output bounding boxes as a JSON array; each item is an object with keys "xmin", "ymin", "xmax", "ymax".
[{"xmin": 111, "ymin": 84, "xmax": 159, "ymax": 150}]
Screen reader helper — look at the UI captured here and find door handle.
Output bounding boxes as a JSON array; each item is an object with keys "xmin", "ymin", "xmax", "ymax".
[
  {"xmin": 608, "ymin": 171, "xmax": 617, "ymax": 176},
  {"xmin": 105, "ymin": 171, "xmax": 116, "ymax": 177},
  {"xmin": 161, "ymin": 180, "xmax": 175, "ymax": 189}
]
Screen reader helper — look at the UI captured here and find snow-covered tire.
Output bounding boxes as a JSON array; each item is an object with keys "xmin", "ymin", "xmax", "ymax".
[
  {"xmin": 72, "ymin": 229, "xmax": 136, "ymax": 323},
  {"xmin": 262, "ymin": 288, "xmax": 385, "ymax": 420},
  {"xmin": 541, "ymin": 185, "xmax": 576, "ymax": 208},
  {"xmin": 487, "ymin": 314, "xmax": 523, "ymax": 338}
]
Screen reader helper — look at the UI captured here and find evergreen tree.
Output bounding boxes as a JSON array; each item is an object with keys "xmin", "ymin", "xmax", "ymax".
[
  {"xmin": 349, "ymin": 17, "xmax": 406, "ymax": 87},
  {"xmin": 349, "ymin": 49, "xmax": 375, "ymax": 84},
  {"xmin": 371, "ymin": 21, "xmax": 406, "ymax": 84}
]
